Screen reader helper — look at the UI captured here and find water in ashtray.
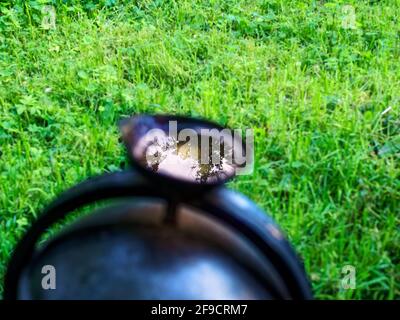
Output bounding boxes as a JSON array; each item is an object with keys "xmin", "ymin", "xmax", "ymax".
[{"xmin": 141, "ymin": 132, "xmax": 235, "ymax": 184}]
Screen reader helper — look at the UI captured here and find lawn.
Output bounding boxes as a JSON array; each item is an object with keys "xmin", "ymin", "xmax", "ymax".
[{"xmin": 0, "ymin": 0, "xmax": 399, "ymax": 299}]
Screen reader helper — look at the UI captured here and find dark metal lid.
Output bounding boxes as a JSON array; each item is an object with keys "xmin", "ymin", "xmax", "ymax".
[{"xmin": 20, "ymin": 202, "xmax": 288, "ymax": 299}]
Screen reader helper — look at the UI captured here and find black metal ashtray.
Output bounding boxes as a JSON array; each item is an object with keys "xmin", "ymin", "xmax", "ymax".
[
  {"xmin": 4, "ymin": 114, "xmax": 312, "ymax": 300},
  {"xmin": 119, "ymin": 114, "xmax": 250, "ymax": 189}
]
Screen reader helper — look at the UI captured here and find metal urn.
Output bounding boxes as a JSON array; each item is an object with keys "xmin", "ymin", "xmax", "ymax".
[{"xmin": 4, "ymin": 114, "xmax": 312, "ymax": 300}]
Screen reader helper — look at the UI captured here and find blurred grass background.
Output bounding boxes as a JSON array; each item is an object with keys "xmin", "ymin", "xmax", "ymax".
[{"xmin": 0, "ymin": 0, "xmax": 399, "ymax": 299}]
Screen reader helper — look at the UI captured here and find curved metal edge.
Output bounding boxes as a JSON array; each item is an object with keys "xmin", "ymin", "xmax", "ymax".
[
  {"xmin": 4, "ymin": 171, "xmax": 313, "ymax": 300},
  {"xmin": 3, "ymin": 170, "xmax": 168, "ymax": 300},
  {"xmin": 195, "ymin": 188, "xmax": 313, "ymax": 300}
]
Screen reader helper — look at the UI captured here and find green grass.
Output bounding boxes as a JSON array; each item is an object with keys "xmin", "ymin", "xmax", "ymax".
[{"xmin": 0, "ymin": 0, "xmax": 399, "ymax": 299}]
